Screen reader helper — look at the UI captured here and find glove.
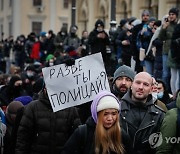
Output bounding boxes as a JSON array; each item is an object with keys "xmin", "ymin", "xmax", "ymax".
[{"xmin": 63, "ymin": 58, "xmax": 75, "ymax": 66}]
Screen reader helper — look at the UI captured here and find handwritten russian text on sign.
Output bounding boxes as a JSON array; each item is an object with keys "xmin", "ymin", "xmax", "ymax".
[{"xmin": 42, "ymin": 53, "xmax": 110, "ymax": 112}]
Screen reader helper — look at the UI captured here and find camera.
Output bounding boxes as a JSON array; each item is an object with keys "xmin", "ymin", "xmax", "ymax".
[{"xmin": 165, "ymin": 18, "xmax": 169, "ymax": 22}]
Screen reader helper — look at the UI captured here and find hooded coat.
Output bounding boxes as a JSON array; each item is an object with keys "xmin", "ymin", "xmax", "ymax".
[
  {"xmin": 0, "ymin": 75, "xmax": 26, "ymax": 106},
  {"xmin": 88, "ymin": 20, "xmax": 110, "ymax": 65},
  {"xmin": 120, "ymin": 90, "xmax": 165, "ymax": 154},
  {"xmin": 61, "ymin": 91, "xmax": 133, "ymax": 154},
  {"xmin": 156, "ymin": 91, "xmax": 180, "ymax": 154},
  {"xmin": 15, "ymin": 90, "xmax": 81, "ymax": 154}
]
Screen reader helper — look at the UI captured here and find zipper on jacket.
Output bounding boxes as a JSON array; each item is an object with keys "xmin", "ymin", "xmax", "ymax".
[{"xmin": 132, "ymin": 122, "xmax": 155, "ymax": 148}]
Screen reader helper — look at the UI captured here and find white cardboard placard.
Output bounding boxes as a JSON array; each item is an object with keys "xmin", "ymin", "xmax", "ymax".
[{"xmin": 42, "ymin": 53, "xmax": 110, "ymax": 112}]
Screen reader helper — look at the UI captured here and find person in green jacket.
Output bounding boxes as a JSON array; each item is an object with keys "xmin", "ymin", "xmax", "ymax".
[
  {"xmin": 158, "ymin": 7, "xmax": 179, "ymax": 94},
  {"xmin": 156, "ymin": 90, "xmax": 180, "ymax": 154}
]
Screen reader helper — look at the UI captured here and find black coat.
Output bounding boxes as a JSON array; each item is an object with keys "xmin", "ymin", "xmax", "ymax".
[
  {"xmin": 61, "ymin": 117, "xmax": 133, "ymax": 154},
  {"xmin": 88, "ymin": 29, "xmax": 110, "ymax": 65},
  {"xmin": 15, "ymin": 91, "xmax": 81, "ymax": 154},
  {"xmin": 152, "ymin": 38, "xmax": 163, "ymax": 79},
  {"xmin": 171, "ymin": 23, "xmax": 180, "ymax": 63},
  {"xmin": 120, "ymin": 91, "xmax": 165, "ymax": 154}
]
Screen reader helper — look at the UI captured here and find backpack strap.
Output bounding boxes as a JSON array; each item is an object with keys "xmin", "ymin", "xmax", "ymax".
[
  {"xmin": 78, "ymin": 124, "xmax": 87, "ymax": 153},
  {"xmin": 177, "ymin": 108, "xmax": 180, "ymax": 137}
]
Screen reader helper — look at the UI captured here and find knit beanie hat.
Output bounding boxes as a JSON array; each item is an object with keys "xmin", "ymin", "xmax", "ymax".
[
  {"xmin": 113, "ymin": 65, "xmax": 135, "ymax": 83},
  {"xmin": 46, "ymin": 54, "xmax": 54, "ymax": 61},
  {"xmin": 14, "ymin": 96, "xmax": 33, "ymax": 106},
  {"xmin": 142, "ymin": 10, "xmax": 150, "ymax": 16},
  {"xmin": 120, "ymin": 19, "xmax": 127, "ymax": 27},
  {"xmin": 169, "ymin": 7, "xmax": 179, "ymax": 16},
  {"xmin": 7, "ymin": 101, "xmax": 24, "ymax": 115},
  {"xmin": 97, "ymin": 96, "xmax": 120, "ymax": 112},
  {"xmin": 149, "ymin": 17, "xmax": 156, "ymax": 23},
  {"xmin": 6, "ymin": 101, "xmax": 24, "ymax": 124},
  {"xmin": 128, "ymin": 17, "xmax": 137, "ymax": 25},
  {"xmin": 91, "ymin": 91, "xmax": 120, "ymax": 123}
]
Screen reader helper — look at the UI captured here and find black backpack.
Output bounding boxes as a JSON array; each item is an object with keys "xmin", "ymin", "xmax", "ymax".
[{"xmin": 78, "ymin": 124, "xmax": 87, "ymax": 153}]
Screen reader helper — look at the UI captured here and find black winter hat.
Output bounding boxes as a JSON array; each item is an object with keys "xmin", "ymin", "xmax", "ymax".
[
  {"xmin": 169, "ymin": 7, "xmax": 179, "ymax": 16},
  {"xmin": 26, "ymin": 65, "xmax": 35, "ymax": 72},
  {"xmin": 113, "ymin": 65, "xmax": 136, "ymax": 83},
  {"xmin": 95, "ymin": 19, "xmax": 104, "ymax": 28},
  {"xmin": 120, "ymin": 19, "xmax": 127, "ymax": 27},
  {"xmin": 128, "ymin": 17, "xmax": 136, "ymax": 24}
]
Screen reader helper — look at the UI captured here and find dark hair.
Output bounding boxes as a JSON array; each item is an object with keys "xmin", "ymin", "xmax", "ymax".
[
  {"xmin": 156, "ymin": 79, "xmax": 167, "ymax": 91},
  {"xmin": 169, "ymin": 7, "xmax": 179, "ymax": 16},
  {"xmin": 153, "ymin": 20, "xmax": 161, "ymax": 27}
]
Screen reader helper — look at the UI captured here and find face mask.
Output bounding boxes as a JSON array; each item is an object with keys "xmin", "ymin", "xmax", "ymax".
[
  {"xmin": 49, "ymin": 62, "xmax": 54, "ymax": 66},
  {"xmin": 97, "ymin": 26, "xmax": 103, "ymax": 32},
  {"xmin": 13, "ymin": 85, "xmax": 22, "ymax": 91},
  {"xmin": 61, "ymin": 32, "xmax": 65, "ymax": 35},
  {"xmin": 71, "ymin": 33, "xmax": 75, "ymax": 37},
  {"xmin": 157, "ymin": 92, "xmax": 164, "ymax": 99},
  {"xmin": 152, "ymin": 92, "xmax": 157, "ymax": 99},
  {"xmin": 27, "ymin": 72, "xmax": 34, "ymax": 78}
]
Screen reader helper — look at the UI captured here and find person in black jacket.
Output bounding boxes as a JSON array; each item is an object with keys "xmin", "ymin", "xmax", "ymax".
[
  {"xmin": 88, "ymin": 19, "xmax": 110, "ymax": 75},
  {"xmin": 61, "ymin": 90, "xmax": 133, "ymax": 154},
  {"xmin": 0, "ymin": 75, "xmax": 27, "ymax": 106},
  {"xmin": 15, "ymin": 83, "xmax": 81, "ymax": 154},
  {"xmin": 4, "ymin": 101, "xmax": 24, "ymax": 154},
  {"xmin": 171, "ymin": 21, "xmax": 180, "ymax": 93},
  {"xmin": 120, "ymin": 72, "xmax": 165, "ymax": 154}
]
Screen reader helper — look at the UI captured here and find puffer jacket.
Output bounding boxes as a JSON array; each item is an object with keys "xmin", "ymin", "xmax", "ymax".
[
  {"xmin": 120, "ymin": 90, "xmax": 165, "ymax": 154},
  {"xmin": 156, "ymin": 91, "xmax": 180, "ymax": 154},
  {"xmin": 15, "ymin": 91, "xmax": 81, "ymax": 154}
]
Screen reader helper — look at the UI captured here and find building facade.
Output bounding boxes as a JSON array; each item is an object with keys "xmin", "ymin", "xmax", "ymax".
[{"xmin": 0, "ymin": 0, "xmax": 179, "ymax": 39}]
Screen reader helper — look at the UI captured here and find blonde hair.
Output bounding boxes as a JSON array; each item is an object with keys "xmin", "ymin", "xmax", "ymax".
[{"xmin": 94, "ymin": 110, "xmax": 124, "ymax": 154}]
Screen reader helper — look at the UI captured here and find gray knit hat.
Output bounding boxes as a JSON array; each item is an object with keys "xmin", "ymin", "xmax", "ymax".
[
  {"xmin": 113, "ymin": 65, "xmax": 135, "ymax": 83},
  {"xmin": 142, "ymin": 10, "xmax": 150, "ymax": 16}
]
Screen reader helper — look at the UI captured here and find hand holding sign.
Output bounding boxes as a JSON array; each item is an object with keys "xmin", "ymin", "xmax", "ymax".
[{"xmin": 42, "ymin": 53, "xmax": 110, "ymax": 112}]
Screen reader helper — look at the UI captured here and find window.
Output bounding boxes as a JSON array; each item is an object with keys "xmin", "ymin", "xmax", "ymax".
[
  {"xmin": 33, "ymin": 0, "xmax": 42, "ymax": 6},
  {"xmin": 62, "ymin": 23, "xmax": 68, "ymax": 30},
  {"xmin": 32, "ymin": 22, "xmax": 42, "ymax": 35},
  {"xmin": 63, "ymin": 0, "xmax": 68, "ymax": 8},
  {"xmin": 1, "ymin": 0, "xmax": 4, "ymax": 10},
  {"xmin": 0, "ymin": 24, "xmax": 3, "ymax": 40},
  {"xmin": 122, "ymin": 1, "xmax": 127, "ymax": 19},
  {"xmin": 9, "ymin": 0, "xmax": 12, "ymax": 7},
  {"xmin": 9, "ymin": 22, "xmax": 12, "ymax": 36}
]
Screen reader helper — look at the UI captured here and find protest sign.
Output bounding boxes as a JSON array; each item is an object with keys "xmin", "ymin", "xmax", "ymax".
[{"xmin": 42, "ymin": 53, "xmax": 110, "ymax": 112}]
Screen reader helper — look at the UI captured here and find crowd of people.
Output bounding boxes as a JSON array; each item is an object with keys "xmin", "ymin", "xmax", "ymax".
[{"xmin": 0, "ymin": 7, "xmax": 179, "ymax": 154}]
